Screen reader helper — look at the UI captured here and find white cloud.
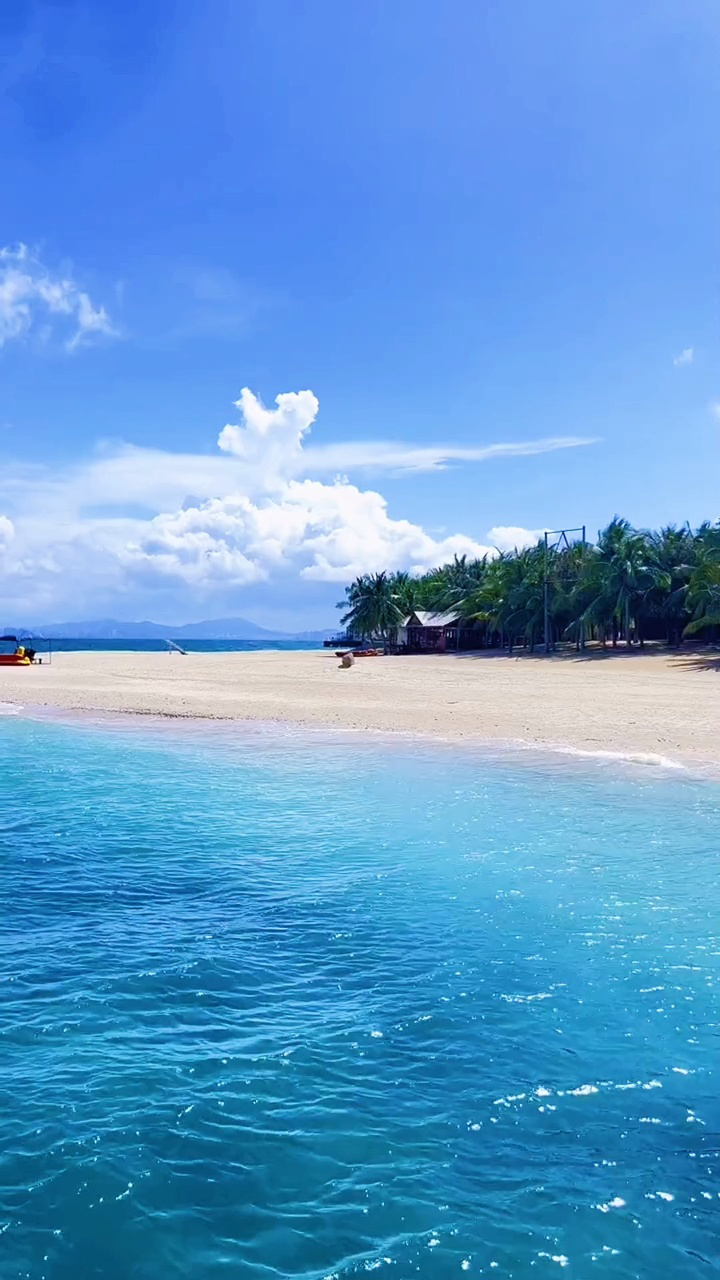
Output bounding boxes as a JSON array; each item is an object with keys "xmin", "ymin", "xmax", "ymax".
[
  {"xmin": 710, "ymin": 402, "xmax": 720, "ymax": 422},
  {"xmin": 216, "ymin": 389, "xmax": 595, "ymax": 479},
  {"xmin": 303, "ymin": 435, "xmax": 598, "ymax": 474},
  {"xmin": 0, "ymin": 387, "xmax": 596, "ymax": 618},
  {"xmin": 217, "ymin": 388, "xmax": 320, "ymax": 489},
  {"xmin": 125, "ymin": 475, "xmax": 494, "ymax": 589},
  {"xmin": 487, "ymin": 525, "xmax": 544, "ymax": 552},
  {"xmin": 0, "ymin": 395, "xmax": 593, "ymax": 529},
  {"xmin": 0, "ymin": 243, "xmax": 116, "ymax": 351},
  {"xmin": 673, "ymin": 347, "xmax": 694, "ymax": 367}
]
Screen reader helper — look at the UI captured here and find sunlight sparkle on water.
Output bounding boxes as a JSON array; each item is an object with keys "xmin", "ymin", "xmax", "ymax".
[{"xmin": 1, "ymin": 716, "xmax": 719, "ymax": 1278}]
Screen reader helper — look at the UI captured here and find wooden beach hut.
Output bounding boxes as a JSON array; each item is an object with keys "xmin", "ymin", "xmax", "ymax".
[{"xmin": 399, "ymin": 610, "xmax": 466, "ymax": 653}]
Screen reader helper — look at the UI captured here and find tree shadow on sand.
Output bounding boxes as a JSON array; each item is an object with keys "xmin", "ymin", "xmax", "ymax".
[
  {"xmin": 442, "ymin": 645, "xmax": 720, "ymax": 669},
  {"xmin": 668, "ymin": 651, "xmax": 720, "ymax": 674}
]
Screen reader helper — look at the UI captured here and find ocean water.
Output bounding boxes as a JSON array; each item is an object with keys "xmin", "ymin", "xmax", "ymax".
[
  {"xmin": 1, "ymin": 717, "xmax": 719, "ymax": 1280},
  {"xmin": 23, "ymin": 639, "xmax": 322, "ymax": 656}
]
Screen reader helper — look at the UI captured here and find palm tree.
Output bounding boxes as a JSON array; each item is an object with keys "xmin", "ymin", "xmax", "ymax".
[
  {"xmin": 340, "ymin": 571, "xmax": 404, "ymax": 648},
  {"xmin": 647, "ymin": 524, "xmax": 696, "ymax": 645},
  {"xmin": 427, "ymin": 554, "xmax": 489, "ymax": 614},
  {"xmin": 684, "ymin": 564, "xmax": 720, "ymax": 636},
  {"xmin": 336, "ymin": 517, "xmax": 720, "ymax": 656},
  {"xmin": 458, "ymin": 553, "xmax": 523, "ymax": 649},
  {"xmin": 387, "ymin": 571, "xmax": 421, "ymax": 618},
  {"xmin": 574, "ymin": 518, "xmax": 667, "ymax": 647},
  {"xmin": 683, "ymin": 524, "xmax": 720, "ymax": 637},
  {"xmin": 554, "ymin": 539, "xmax": 590, "ymax": 649},
  {"xmin": 500, "ymin": 546, "xmax": 546, "ymax": 651}
]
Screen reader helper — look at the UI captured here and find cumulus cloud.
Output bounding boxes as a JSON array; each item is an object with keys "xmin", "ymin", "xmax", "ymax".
[
  {"xmin": 122, "ymin": 390, "xmax": 580, "ymax": 585},
  {"xmin": 0, "ymin": 387, "xmax": 593, "ymax": 618},
  {"xmin": 0, "ymin": 243, "xmax": 116, "ymax": 351},
  {"xmin": 487, "ymin": 525, "xmax": 545, "ymax": 552},
  {"xmin": 217, "ymin": 388, "xmax": 320, "ymax": 490},
  {"xmin": 672, "ymin": 347, "xmax": 694, "ymax": 367},
  {"xmin": 126, "ymin": 474, "xmax": 492, "ymax": 589}
]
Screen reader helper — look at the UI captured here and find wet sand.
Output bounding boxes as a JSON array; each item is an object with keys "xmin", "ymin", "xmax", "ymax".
[{"xmin": 1, "ymin": 647, "xmax": 717, "ymax": 771}]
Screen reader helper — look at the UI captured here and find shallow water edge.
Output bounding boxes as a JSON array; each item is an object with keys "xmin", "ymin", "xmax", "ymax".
[{"xmin": 1, "ymin": 697, "xmax": 717, "ymax": 786}]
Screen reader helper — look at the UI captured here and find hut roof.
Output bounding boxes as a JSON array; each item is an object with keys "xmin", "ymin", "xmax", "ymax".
[{"xmin": 402, "ymin": 610, "xmax": 462, "ymax": 629}]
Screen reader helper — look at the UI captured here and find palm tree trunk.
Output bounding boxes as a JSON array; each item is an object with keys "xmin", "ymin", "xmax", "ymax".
[{"xmin": 625, "ymin": 599, "xmax": 631, "ymax": 647}]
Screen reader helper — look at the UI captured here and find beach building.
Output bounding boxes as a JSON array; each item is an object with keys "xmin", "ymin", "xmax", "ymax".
[{"xmin": 398, "ymin": 610, "xmax": 479, "ymax": 653}]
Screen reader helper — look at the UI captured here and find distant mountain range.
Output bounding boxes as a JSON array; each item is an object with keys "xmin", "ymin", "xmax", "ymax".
[{"xmin": 12, "ymin": 617, "xmax": 333, "ymax": 642}]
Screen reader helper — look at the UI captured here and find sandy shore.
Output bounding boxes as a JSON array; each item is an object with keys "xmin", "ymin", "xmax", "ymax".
[{"xmin": 0, "ymin": 647, "xmax": 718, "ymax": 770}]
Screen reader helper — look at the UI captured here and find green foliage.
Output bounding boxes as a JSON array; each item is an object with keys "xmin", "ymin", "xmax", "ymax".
[
  {"xmin": 683, "ymin": 525, "xmax": 720, "ymax": 637},
  {"xmin": 339, "ymin": 571, "xmax": 404, "ymax": 646},
  {"xmin": 337, "ymin": 520, "xmax": 720, "ymax": 649}
]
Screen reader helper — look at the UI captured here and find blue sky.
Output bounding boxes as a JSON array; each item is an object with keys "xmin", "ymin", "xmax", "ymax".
[{"xmin": 0, "ymin": 0, "xmax": 717, "ymax": 628}]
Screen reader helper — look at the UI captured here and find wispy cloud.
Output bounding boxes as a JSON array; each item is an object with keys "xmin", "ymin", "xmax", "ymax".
[
  {"xmin": 710, "ymin": 402, "xmax": 720, "ymax": 422},
  {"xmin": 673, "ymin": 347, "xmax": 694, "ymax": 367},
  {"xmin": 303, "ymin": 436, "xmax": 598, "ymax": 474},
  {"xmin": 0, "ymin": 243, "xmax": 117, "ymax": 352}
]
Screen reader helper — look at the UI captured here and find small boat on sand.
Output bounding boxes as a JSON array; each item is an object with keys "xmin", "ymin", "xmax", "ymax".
[
  {"xmin": 0, "ymin": 636, "xmax": 34, "ymax": 666},
  {"xmin": 339, "ymin": 648, "xmax": 382, "ymax": 657}
]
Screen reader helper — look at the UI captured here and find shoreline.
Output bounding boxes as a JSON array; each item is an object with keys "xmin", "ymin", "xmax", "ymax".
[
  {"xmin": 0, "ymin": 647, "xmax": 718, "ymax": 776},
  {"xmin": 5, "ymin": 703, "xmax": 714, "ymax": 789}
]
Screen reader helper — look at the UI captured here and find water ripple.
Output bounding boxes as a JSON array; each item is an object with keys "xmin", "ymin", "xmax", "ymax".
[{"xmin": 1, "ymin": 717, "xmax": 719, "ymax": 1278}]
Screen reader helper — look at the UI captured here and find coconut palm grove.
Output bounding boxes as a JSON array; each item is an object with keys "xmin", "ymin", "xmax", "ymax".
[{"xmin": 339, "ymin": 518, "xmax": 720, "ymax": 651}]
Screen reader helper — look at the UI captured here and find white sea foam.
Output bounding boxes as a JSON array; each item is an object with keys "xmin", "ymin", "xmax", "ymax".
[
  {"xmin": 500, "ymin": 992, "xmax": 552, "ymax": 1004},
  {"xmin": 492, "ymin": 1077, "xmax": 663, "ymax": 1110},
  {"xmin": 597, "ymin": 1197, "xmax": 626, "ymax": 1213},
  {"xmin": 546, "ymin": 745, "xmax": 687, "ymax": 770},
  {"xmin": 504, "ymin": 735, "xmax": 692, "ymax": 771},
  {"xmin": 0, "ymin": 702, "xmax": 21, "ymax": 715}
]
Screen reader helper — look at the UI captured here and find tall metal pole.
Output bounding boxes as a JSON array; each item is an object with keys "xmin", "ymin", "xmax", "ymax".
[
  {"xmin": 543, "ymin": 526, "xmax": 585, "ymax": 655},
  {"xmin": 543, "ymin": 531, "xmax": 550, "ymax": 654},
  {"xmin": 580, "ymin": 525, "xmax": 586, "ymax": 651}
]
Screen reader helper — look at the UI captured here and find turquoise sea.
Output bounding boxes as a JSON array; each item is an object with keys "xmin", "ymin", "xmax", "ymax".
[
  {"xmin": 22, "ymin": 639, "xmax": 323, "ymax": 656},
  {"xmin": 1, "ymin": 715, "xmax": 718, "ymax": 1279}
]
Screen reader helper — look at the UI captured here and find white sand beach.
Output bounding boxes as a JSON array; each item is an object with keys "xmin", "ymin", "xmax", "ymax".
[{"xmin": 0, "ymin": 647, "xmax": 717, "ymax": 770}]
